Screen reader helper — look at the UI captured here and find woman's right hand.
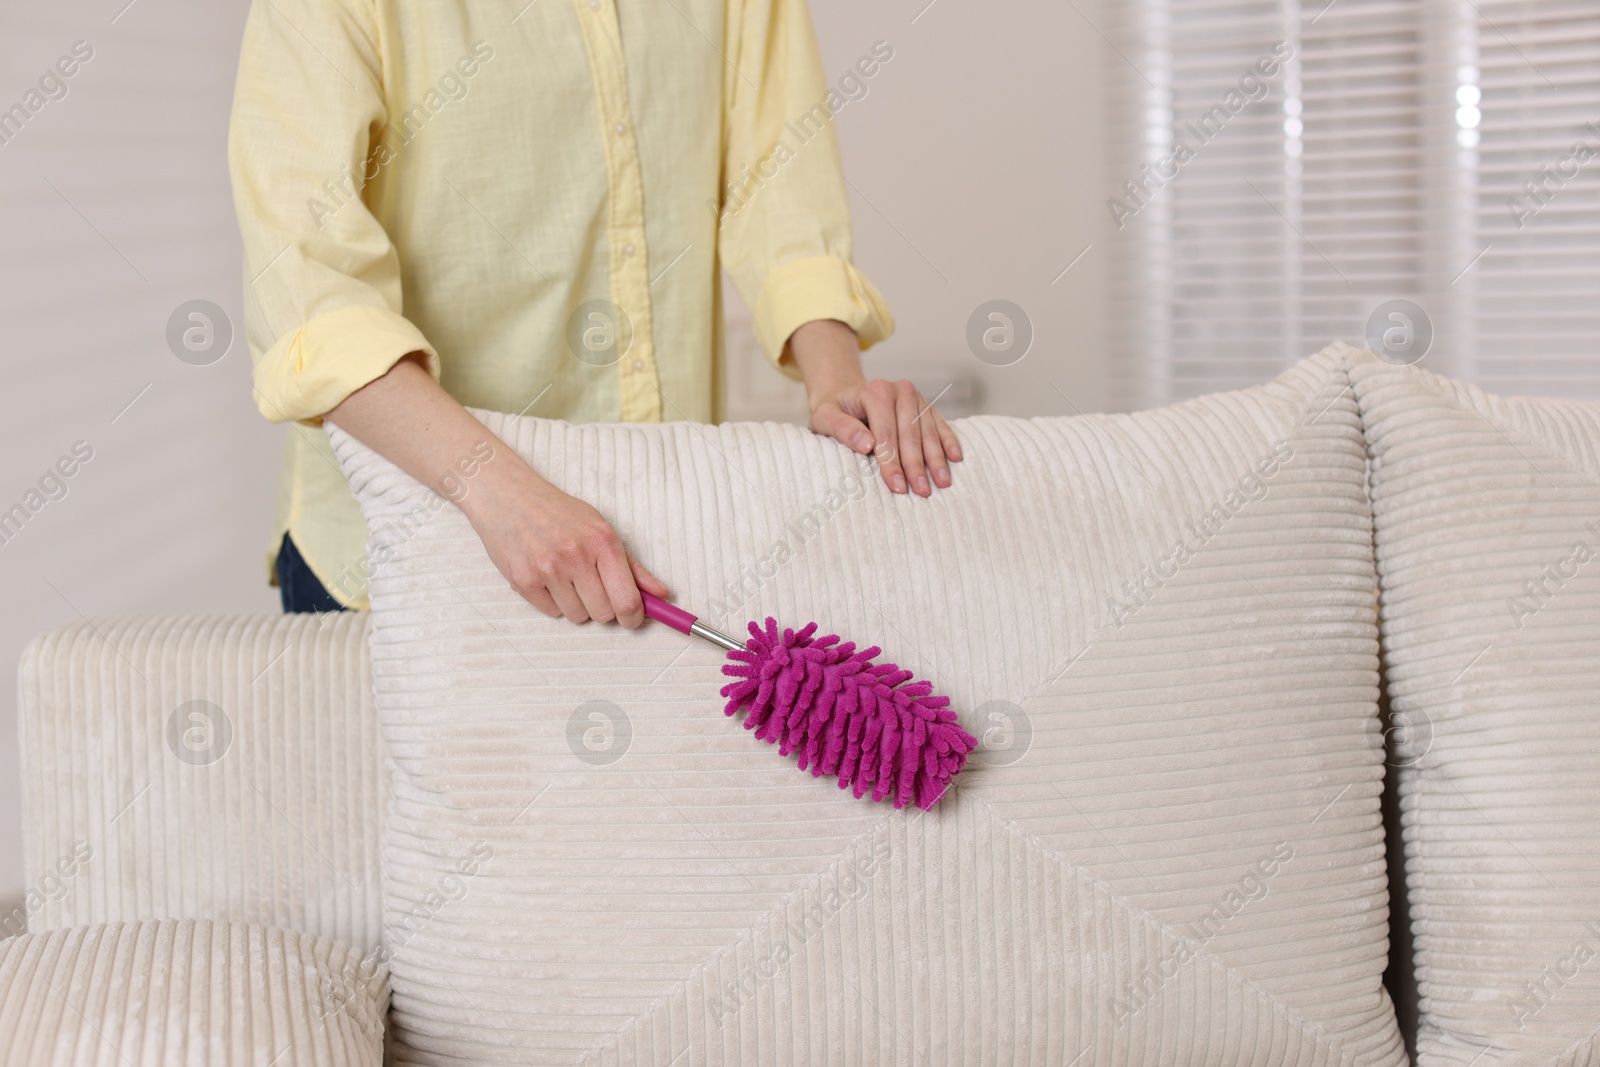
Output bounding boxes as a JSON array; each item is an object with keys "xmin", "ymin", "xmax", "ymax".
[
  {"xmin": 461, "ymin": 455, "xmax": 669, "ymax": 629},
  {"xmin": 324, "ymin": 353, "xmax": 665, "ymax": 627}
]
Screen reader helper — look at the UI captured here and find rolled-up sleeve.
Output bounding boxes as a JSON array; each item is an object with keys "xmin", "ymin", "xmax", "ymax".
[
  {"xmin": 718, "ymin": 0, "xmax": 895, "ymax": 380},
  {"xmin": 227, "ymin": 0, "xmax": 439, "ymax": 426}
]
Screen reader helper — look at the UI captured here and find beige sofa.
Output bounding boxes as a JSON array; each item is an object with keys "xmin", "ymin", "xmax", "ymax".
[
  {"xmin": 5, "ymin": 346, "xmax": 1597, "ymax": 1066},
  {"xmin": 9, "ymin": 613, "xmax": 387, "ymax": 1065}
]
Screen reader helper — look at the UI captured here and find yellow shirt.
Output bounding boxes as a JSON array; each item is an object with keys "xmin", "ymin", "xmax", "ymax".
[{"xmin": 228, "ymin": 0, "xmax": 895, "ymax": 609}]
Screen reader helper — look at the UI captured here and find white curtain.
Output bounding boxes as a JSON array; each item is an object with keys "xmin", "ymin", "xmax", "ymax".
[{"xmin": 1110, "ymin": 0, "xmax": 1600, "ymax": 408}]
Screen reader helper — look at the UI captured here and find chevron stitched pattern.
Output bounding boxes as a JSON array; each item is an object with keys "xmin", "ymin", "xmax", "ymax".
[
  {"xmin": 0, "ymin": 920, "xmax": 386, "ymax": 1066},
  {"xmin": 16, "ymin": 613, "xmax": 387, "ymax": 956},
  {"xmin": 1352, "ymin": 355, "xmax": 1600, "ymax": 1067},
  {"xmin": 329, "ymin": 344, "xmax": 1404, "ymax": 1066}
]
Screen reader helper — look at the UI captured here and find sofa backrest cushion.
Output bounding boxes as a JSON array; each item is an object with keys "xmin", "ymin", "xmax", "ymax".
[
  {"xmin": 1353, "ymin": 353, "xmax": 1600, "ymax": 1065},
  {"xmin": 329, "ymin": 342, "xmax": 1406, "ymax": 1066}
]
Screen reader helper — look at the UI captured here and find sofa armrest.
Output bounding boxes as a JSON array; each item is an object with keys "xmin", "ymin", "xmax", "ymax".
[
  {"xmin": 16, "ymin": 614, "xmax": 385, "ymax": 955},
  {"xmin": 0, "ymin": 920, "xmax": 386, "ymax": 1065}
]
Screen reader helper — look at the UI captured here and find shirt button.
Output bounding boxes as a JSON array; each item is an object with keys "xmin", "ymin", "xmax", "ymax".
[
  {"xmin": 613, "ymin": 121, "xmax": 625, "ymax": 135},
  {"xmin": 631, "ymin": 359, "xmax": 644, "ymax": 371},
  {"xmin": 587, "ymin": 0, "xmax": 599, "ymax": 9},
  {"xmin": 623, "ymin": 243, "xmax": 635, "ymax": 255}
]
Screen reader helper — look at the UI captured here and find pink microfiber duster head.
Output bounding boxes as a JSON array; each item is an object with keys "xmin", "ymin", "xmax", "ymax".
[{"xmin": 642, "ymin": 594, "xmax": 977, "ymax": 810}]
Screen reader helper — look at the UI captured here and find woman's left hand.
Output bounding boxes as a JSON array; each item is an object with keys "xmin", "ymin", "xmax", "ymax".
[{"xmin": 788, "ymin": 319, "xmax": 962, "ymax": 497}]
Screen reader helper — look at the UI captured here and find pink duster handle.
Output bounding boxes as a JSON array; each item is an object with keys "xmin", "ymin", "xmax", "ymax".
[
  {"xmin": 641, "ymin": 592, "xmax": 696, "ymax": 634},
  {"xmin": 642, "ymin": 592, "xmax": 744, "ymax": 652}
]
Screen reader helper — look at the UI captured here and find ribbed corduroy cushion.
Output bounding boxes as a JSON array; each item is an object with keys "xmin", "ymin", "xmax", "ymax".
[
  {"xmin": 329, "ymin": 343, "xmax": 1404, "ymax": 1066},
  {"xmin": 16, "ymin": 613, "xmax": 386, "ymax": 956},
  {"xmin": 0, "ymin": 920, "xmax": 386, "ymax": 1066},
  {"xmin": 1353, "ymin": 354, "xmax": 1600, "ymax": 1066}
]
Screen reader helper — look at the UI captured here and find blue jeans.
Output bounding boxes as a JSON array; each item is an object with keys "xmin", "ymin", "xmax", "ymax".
[{"xmin": 276, "ymin": 531, "xmax": 349, "ymax": 614}]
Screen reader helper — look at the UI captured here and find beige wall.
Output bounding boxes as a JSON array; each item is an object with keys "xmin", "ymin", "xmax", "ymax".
[
  {"xmin": 0, "ymin": 0, "xmax": 1108, "ymax": 913},
  {"xmin": 731, "ymin": 0, "xmax": 1111, "ymax": 423}
]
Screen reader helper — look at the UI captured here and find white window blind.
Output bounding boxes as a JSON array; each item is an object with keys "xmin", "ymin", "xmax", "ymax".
[{"xmin": 1110, "ymin": 0, "xmax": 1600, "ymax": 409}]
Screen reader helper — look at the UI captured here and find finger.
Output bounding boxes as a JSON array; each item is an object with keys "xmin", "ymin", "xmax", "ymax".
[
  {"xmin": 627, "ymin": 553, "xmax": 671, "ymax": 598},
  {"xmin": 547, "ymin": 579, "xmax": 590, "ymax": 624},
  {"xmin": 571, "ymin": 561, "xmax": 615, "ymax": 625},
  {"xmin": 522, "ymin": 583, "xmax": 562, "ymax": 618},
  {"xmin": 810, "ymin": 402, "xmax": 875, "ymax": 454},
  {"xmin": 931, "ymin": 407, "xmax": 962, "ymax": 464},
  {"xmin": 860, "ymin": 381, "xmax": 905, "ymax": 493},
  {"xmin": 508, "ymin": 559, "xmax": 562, "ymax": 616},
  {"xmin": 894, "ymin": 381, "xmax": 931, "ymax": 497},
  {"xmin": 920, "ymin": 403, "xmax": 952, "ymax": 489},
  {"xmin": 595, "ymin": 542, "xmax": 645, "ymax": 629}
]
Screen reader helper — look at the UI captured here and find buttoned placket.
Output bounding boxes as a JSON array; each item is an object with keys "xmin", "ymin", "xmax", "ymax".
[{"xmin": 571, "ymin": 0, "xmax": 663, "ymax": 422}]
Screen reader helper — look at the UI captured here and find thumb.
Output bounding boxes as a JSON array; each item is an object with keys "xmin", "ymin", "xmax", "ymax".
[
  {"xmin": 627, "ymin": 554, "xmax": 671, "ymax": 598},
  {"xmin": 810, "ymin": 402, "xmax": 874, "ymax": 454}
]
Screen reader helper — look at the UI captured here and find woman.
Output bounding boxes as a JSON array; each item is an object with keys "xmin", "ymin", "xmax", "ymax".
[{"xmin": 229, "ymin": 0, "xmax": 960, "ymax": 624}]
